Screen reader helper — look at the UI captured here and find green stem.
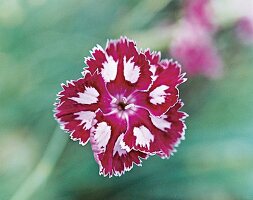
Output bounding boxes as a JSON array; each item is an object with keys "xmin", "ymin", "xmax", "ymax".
[{"xmin": 9, "ymin": 127, "xmax": 68, "ymax": 200}]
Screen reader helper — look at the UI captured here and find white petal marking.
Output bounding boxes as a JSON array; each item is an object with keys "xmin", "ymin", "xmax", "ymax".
[
  {"xmin": 75, "ymin": 111, "xmax": 96, "ymax": 130},
  {"xmin": 150, "ymin": 64, "xmax": 156, "ymax": 75},
  {"xmin": 113, "ymin": 133, "xmax": 127, "ymax": 156},
  {"xmin": 133, "ymin": 125, "xmax": 154, "ymax": 149},
  {"xmin": 70, "ymin": 87, "xmax": 99, "ymax": 104},
  {"xmin": 101, "ymin": 56, "xmax": 118, "ymax": 82},
  {"xmin": 123, "ymin": 57, "xmax": 140, "ymax": 83},
  {"xmin": 94, "ymin": 122, "xmax": 111, "ymax": 150},
  {"xmin": 150, "ymin": 114, "xmax": 171, "ymax": 132},
  {"xmin": 150, "ymin": 65, "xmax": 158, "ymax": 81},
  {"xmin": 149, "ymin": 85, "xmax": 170, "ymax": 105}
]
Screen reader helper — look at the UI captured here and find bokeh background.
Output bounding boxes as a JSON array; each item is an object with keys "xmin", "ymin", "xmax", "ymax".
[{"xmin": 1, "ymin": 0, "xmax": 253, "ymax": 200}]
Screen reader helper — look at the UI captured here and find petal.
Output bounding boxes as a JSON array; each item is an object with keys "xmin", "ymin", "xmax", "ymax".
[
  {"xmin": 144, "ymin": 49, "xmax": 161, "ymax": 66},
  {"xmin": 121, "ymin": 101, "xmax": 187, "ymax": 156},
  {"xmin": 106, "ymin": 37, "xmax": 139, "ymax": 62},
  {"xmin": 86, "ymin": 37, "xmax": 153, "ymax": 97},
  {"xmin": 90, "ymin": 111, "xmax": 148, "ymax": 177},
  {"xmin": 57, "ymin": 113, "xmax": 94, "ymax": 146},
  {"xmin": 106, "ymin": 52, "xmax": 153, "ymax": 97},
  {"xmin": 54, "ymin": 72, "xmax": 112, "ymax": 145},
  {"xmin": 107, "ymin": 37, "xmax": 152, "ymax": 93},
  {"xmin": 130, "ymin": 60, "xmax": 186, "ymax": 116},
  {"xmin": 143, "ymin": 49, "xmax": 167, "ymax": 80},
  {"xmin": 155, "ymin": 101, "xmax": 188, "ymax": 158},
  {"xmin": 84, "ymin": 45, "xmax": 107, "ymax": 74}
]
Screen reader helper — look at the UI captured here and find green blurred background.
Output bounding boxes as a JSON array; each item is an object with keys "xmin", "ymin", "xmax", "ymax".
[{"xmin": 1, "ymin": 0, "xmax": 253, "ymax": 200}]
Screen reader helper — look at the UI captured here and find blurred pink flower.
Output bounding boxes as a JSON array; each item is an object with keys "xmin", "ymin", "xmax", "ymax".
[
  {"xmin": 170, "ymin": 22, "xmax": 223, "ymax": 78},
  {"xmin": 54, "ymin": 37, "xmax": 187, "ymax": 177},
  {"xmin": 184, "ymin": 0, "xmax": 216, "ymax": 32},
  {"xmin": 235, "ymin": 17, "xmax": 253, "ymax": 43}
]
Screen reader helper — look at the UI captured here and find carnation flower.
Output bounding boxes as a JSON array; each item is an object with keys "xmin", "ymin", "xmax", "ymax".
[
  {"xmin": 183, "ymin": 0, "xmax": 216, "ymax": 32},
  {"xmin": 54, "ymin": 37, "xmax": 187, "ymax": 177},
  {"xmin": 170, "ymin": 22, "xmax": 223, "ymax": 78},
  {"xmin": 235, "ymin": 17, "xmax": 253, "ymax": 43}
]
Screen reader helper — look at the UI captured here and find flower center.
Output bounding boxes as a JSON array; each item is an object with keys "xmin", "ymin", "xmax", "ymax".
[
  {"xmin": 111, "ymin": 95, "xmax": 136, "ymax": 118},
  {"xmin": 117, "ymin": 101, "xmax": 128, "ymax": 111}
]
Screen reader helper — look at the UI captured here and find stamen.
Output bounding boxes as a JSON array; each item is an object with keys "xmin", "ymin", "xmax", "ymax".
[{"xmin": 125, "ymin": 103, "xmax": 135, "ymax": 110}]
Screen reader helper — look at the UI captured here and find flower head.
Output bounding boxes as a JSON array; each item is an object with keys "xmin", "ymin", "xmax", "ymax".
[
  {"xmin": 235, "ymin": 17, "xmax": 253, "ymax": 43},
  {"xmin": 184, "ymin": 0, "xmax": 216, "ymax": 32},
  {"xmin": 170, "ymin": 22, "xmax": 223, "ymax": 78},
  {"xmin": 54, "ymin": 37, "xmax": 187, "ymax": 177}
]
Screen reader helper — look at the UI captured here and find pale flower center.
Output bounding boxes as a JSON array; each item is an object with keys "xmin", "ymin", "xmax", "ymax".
[{"xmin": 111, "ymin": 95, "xmax": 136, "ymax": 118}]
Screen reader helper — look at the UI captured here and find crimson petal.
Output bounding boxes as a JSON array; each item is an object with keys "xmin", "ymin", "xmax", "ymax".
[
  {"xmin": 131, "ymin": 60, "xmax": 186, "ymax": 116},
  {"xmin": 90, "ymin": 111, "xmax": 148, "ymax": 177},
  {"xmin": 55, "ymin": 72, "xmax": 112, "ymax": 145},
  {"xmin": 106, "ymin": 37, "xmax": 153, "ymax": 96},
  {"xmin": 122, "ymin": 101, "xmax": 187, "ymax": 157},
  {"xmin": 85, "ymin": 37, "xmax": 153, "ymax": 97}
]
